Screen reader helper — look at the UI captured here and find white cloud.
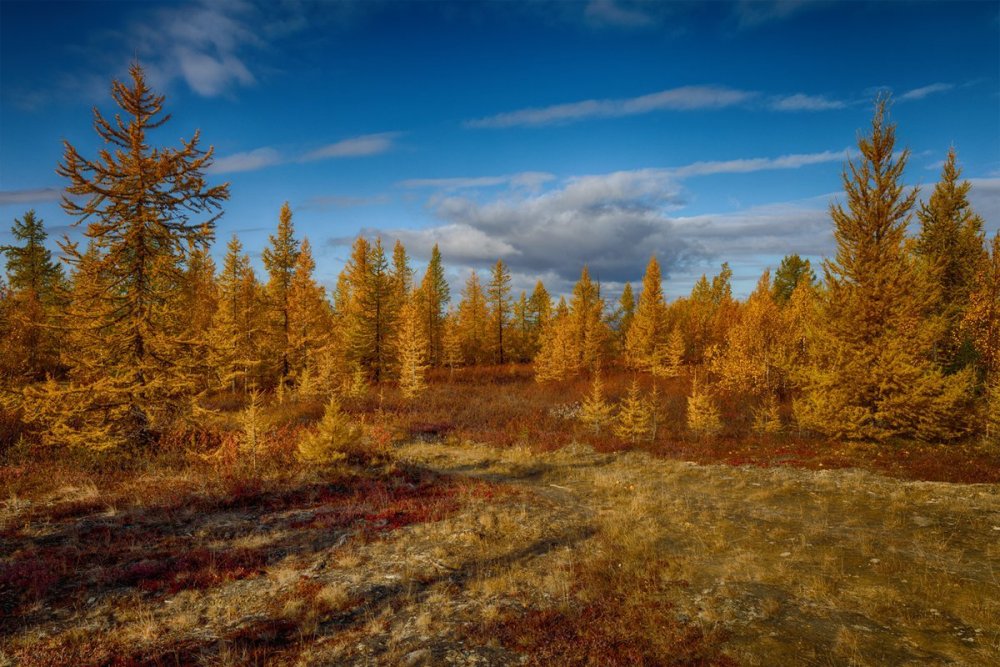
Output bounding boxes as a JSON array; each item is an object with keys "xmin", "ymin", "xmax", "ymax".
[
  {"xmin": 669, "ymin": 149, "xmax": 849, "ymax": 178},
  {"xmin": 770, "ymin": 93, "xmax": 845, "ymax": 111},
  {"xmin": 0, "ymin": 188, "xmax": 62, "ymax": 205},
  {"xmin": 466, "ymin": 85, "xmax": 757, "ymax": 128},
  {"xmin": 207, "ymin": 147, "xmax": 282, "ymax": 174},
  {"xmin": 399, "ymin": 172, "xmax": 556, "ymax": 191},
  {"xmin": 300, "ymin": 133, "xmax": 400, "ymax": 162},
  {"xmin": 899, "ymin": 83, "xmax": 954, "ymax": 101},
  {"xmin": 734, "ymin": 0, "xmax": 816, "ymax": 29}
]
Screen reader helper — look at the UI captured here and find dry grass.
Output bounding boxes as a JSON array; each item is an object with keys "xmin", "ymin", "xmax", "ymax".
[{"xmin": 2, "ymin": 367, "xmax": 998, "ymax": 665}]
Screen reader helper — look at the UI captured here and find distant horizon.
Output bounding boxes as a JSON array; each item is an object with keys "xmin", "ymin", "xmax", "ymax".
[{"xmin": 2, "ymin": 0, "xmax": 998, "ymax": 300}]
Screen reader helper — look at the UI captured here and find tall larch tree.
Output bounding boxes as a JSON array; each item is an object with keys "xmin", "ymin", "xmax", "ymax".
[
  {"xmin": 961, "ymin": 233, "xmax": 999, "ymax": 381},
  {"xmin": 209, "ymin": 235, "xmax": 265, "ymax": 392},
  {"xmin": 262, "ymin": 202, "xmax": 300, "ymax": 385},
  {"xmin": 42, "ymin": 62, "xmax": 228, "ymax": 449},
  {"xmin": 534, "ymin": 297, "xmax": 575, "ymax": 382},
  {"xmin": 397, "ymin": 295, "xmax": 429, "ymax": 399},
  {"xmin": 915, "ymin": 148, "xmax": 987, "ymax": 371},
  {"xmin": 625, "ymin": 256, "xmax": 667, "ymax": 371},
  {"xmin": 568, "ymin": 266, "xmax": 606, "ymax": 371},
  {"xmin": 525, "ymin": 280, "xmax": 551, "ymax": 357},
  {"xmin": 615, "ymin": 281, "xmax": 636, "ymax": 351},
  {"xmin": 797, "ymin": 97, "xmax": 971, "ymax": 442},
  {"xmin": 418, "ymin": 244, "xmax": 449, "ymax": 366},
  {"xmin": 457, "ymin": 270, "xmax": 489, "ymax": 364},
  {"xmin": 343, "ymin": 237, "xmax": 398, "ymax": 382},
  {"xmin": 487, "ymin": 259, "xmax": 513, "ymax": 364},
  {"xmin": 509, "ymin": 291, "xmax": 532, "ymax": 362},
  {"xmin": 287, "ymin": 238, "xmax": 332, "ymax": 381},
  {"xmin": 179, "ymin": 246, "xmax": 218, "ymax": 392}
]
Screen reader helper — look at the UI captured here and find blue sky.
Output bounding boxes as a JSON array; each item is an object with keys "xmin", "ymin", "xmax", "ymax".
[{"xmin": 1, "ymin": 0, "xmax": 998, "ymax": 299}]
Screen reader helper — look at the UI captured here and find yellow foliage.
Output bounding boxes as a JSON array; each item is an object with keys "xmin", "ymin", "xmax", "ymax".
[
  {"xmin": 297, "ymin": 397, "xmax": 359, "ymax": 464},
  {"xmin": 614, "ymin": 378, "xmax": 652, "ymax": 443},
  {"xmin": 397, "ymin": 298, "xmax": 429, "ymax": 399},
  {"xmin": 579, "ymin": 370, "xmax": 614, "ymax": 434},
  {"xmin": 687, "ymin": 381, "xmax": 722, "ymax": 437}
]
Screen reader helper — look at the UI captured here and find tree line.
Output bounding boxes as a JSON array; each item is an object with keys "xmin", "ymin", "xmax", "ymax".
[{"xmin": 0, "ymin": 67, "xmax": 996, "ymax": 453}]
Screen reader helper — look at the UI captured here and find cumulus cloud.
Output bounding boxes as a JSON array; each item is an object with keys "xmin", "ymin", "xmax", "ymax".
[
  {"xmin": 300, "ymin": 133, "xmax": 400, "ymax": 162},
  {"xmin": 466, "ymin": 85, "xmax": 757, "ymax": 128},
  {"xmin": 899, "ymin": 82, "xmax": 954, "ymax": 101},
  {"xmin": 0, "ymin": 188, "xmax": 62, "ymax": 205}
]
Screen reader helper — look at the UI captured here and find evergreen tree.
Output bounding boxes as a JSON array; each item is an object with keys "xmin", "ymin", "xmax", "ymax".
[
  {"xmin": 262, "ymin": 202, "xmax": 300, "ymax": 384},
  {"xmin": 343, "ymin": 237, "xmax": 397, "ymax": 382},
  {"xmin": 457, "ymin": 270, "xmax": 489, "ymax": 364},
  {"xmin": 418, "ymin": 244, "xmax": 450, "ymax": 366},
  {"xmin": 916, "ymin": 148, "xmax": 987, "ymax": 371},
  {"xmin": 614, "ymin": 378, "xmax": 652, "ymax": 443},
  {"xmin": 287, "ymin": 238, "xmax": 332, "ymax": 380},
  {"xmin": 579, "ymin": 368, "xmax": 614, "ymax": 434},
  {"xmin": 0, "ymin": 210, "xmax": 66, "ymax": 381},
  {"xmin": 961, "ymin": 233, "xmax": 1000, "ymax": 379},
  {"xmin": 625, "ymin": 256, "xmax": 667, "ymax": 371},
  {"xmin": 797, "ymin": 97, "xmax": 972, "ymax": 442},
  {"xmin": 687, "ymin": 380, "xmax": 722, "ymax": 437},
  {"xmin": 772, "ymin": 254, "xmax": 815, "ymax": 304},
  {"xmin": 2, "ymin": 210, "xmax": 65, "ymax": 299},
  {"xmin": 534, "ymin": 297, "xmax": 575, "ymax": 382},
  {"xmin": 569, "ymin": 266, "xmax": 607, "ymax": 371},
  {"xmin": 47, "ymin": 62, "xmax": 228, "ymax": 448},
  {"xmin": 297, "ymin": 396, "xmax": 360, "ymax": 464},
  {"xmin": 616, "ymin": 282, "xmax": 636, "ymax": 350},
  {"xmin": 487, "ymin": 259, "xmax": 513, "ymax": 364},
  {"xmin": 397, "ymin": 296, "xmax": 429, "ymax": 399}
]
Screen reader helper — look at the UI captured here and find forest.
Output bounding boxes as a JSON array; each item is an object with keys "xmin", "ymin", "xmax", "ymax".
[{"xmin": 1, "ymin": 64, "xmax": 998, "ymax": 665}]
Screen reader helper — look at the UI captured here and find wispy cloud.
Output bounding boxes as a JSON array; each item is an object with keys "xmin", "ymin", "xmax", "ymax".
[
  {"xmin": 466, "ymin": 85, "xmax": 757, "ymax": 128},
  {"xmin": 208, "ymin": 133, "xmax": 400, "ymax": 174},
  {"xmin": 300, "ymin": 133, "xmax": 400, "ymax": 162},
  {"xmin": 207, "ymin": 147, "xmax": 282, "ymax": 174},
  {"xmin": 399, "ymin": 172, "xmax": 556, "ymax": 191},
  {"xmin": 669, "ymin": 149, "xmax": 850, "ymax": 178},
  {"xmin": 899, "ymin": 82, "xmax": 954, "ymax": 102},
  {"xmin": 0, "ymin": 188, "xmax": 62, "ymax": 205},
  {"xmin": 770, "ymin": 93, "xmax": 845, "ymax": 111}
]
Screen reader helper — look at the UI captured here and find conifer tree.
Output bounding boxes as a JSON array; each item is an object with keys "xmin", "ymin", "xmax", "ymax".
[
  {"xmin": 916, "ymin": 148, "xmax": 987, "ymax": 371},
  {"xmin": 0, "ymin": 210, "xmax": 66, "ymax": 380},
  {"xmin": 287, "ymin": 238, "xmax": 332, "ymax": 381},
  {"xmin": 961, "ymin": 233, "xmax": 1000, "ymax": 379},
  {"xmin": 442, "ymin": 311, "xmax": 464, "ymax": 375},
  {"xmin": 579, "ymin": 368, "xmax": 614, "ymax": 434},
  {"xmin": 687, "ymin": 380, "xmax": 722, "ymax": 437},
  {"xmin": 297, "ymin": 396, "xmax": 359, "ymax": 464},
  {"xmin": 614, "ymin": 378, "xmax": 652, "ymax": 443},
  {"xmin": 569, "ymin": 266, "xmax": 607, "ymax": 371},
  {"xmin": 711, "ymin": 271, "xmax": 786, "ymax": 397},
  {"xmin": 487, "ymin": 259, "xmax": 513, "ymax": 364},
  {"xmin": 342, "ymin": 237, "xmax": 398, "ymax": 382},
  {"xmin": 457, "ymin": 270, "xmax": 489, "ymax": 364},
  {"xmin": 616, "ymin": 282, "xmax": 636, "ymax": 350},
  {"xmin": 772, "ymin": 254, "xmax": 815, "ymax": 304},
  {"xmin": 534, "ymin": 297, "xmax": 575, "ymax": 382},
  {"xmin": 797, "ymin": 97, "xmax": 972, "ymax": 442},
  {"xmin": 625, "ymin": 256, "xmax": 667, "ymax": 371},
  {"xmin": 179, "ymin": 246, "xmax": 218, "ymax": 392},
  {"xmin": 209, "ymin": 235, "xmax": 266, "ymax": 392},
  {"xmin": 525, "ymin": 280, "xmax": 551, "ymax": 357},
  {"xmin": 397, "ymin": 296, "xmax": 429, "ymax": 399},
  {"xmin": 262, "ymin": 202, "xmax": 300, "ymax": 385},
  {"xmin": 49, "ymin": 62, "xmax": 228, "ymax": 448},
  {"xmin": 653, "ymin": 326, "xmax": 686, "ymax": 378},
  {"xmin": 418, "ymin": 244, "xmax": 450, "ymax": 365},
  {"xmin": 510, "ymin": 291, "xmax": 532, "ymax": 362}
]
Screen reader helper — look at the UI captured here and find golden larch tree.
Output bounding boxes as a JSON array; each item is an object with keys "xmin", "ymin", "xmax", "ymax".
[{"xmin": 625, "ymin": 256, "xmax": 667, "ymax": 371}]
